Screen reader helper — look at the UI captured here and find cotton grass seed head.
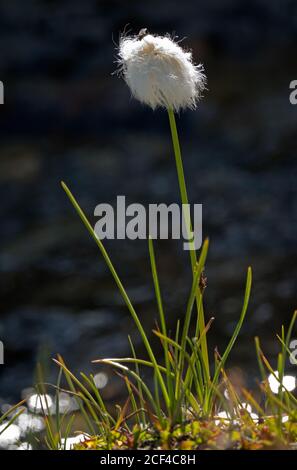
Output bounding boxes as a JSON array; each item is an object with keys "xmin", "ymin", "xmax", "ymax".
[{"xmin": 118, "ymin": 31, "xmax": 206, "ymax": 111}]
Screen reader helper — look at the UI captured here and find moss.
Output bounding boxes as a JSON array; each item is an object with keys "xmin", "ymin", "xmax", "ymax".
[{"xmin": 73, "ymin": 416, "xmax": 297, "ymax": 450}]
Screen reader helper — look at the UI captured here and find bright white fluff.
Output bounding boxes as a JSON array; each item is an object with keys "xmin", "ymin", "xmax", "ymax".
[{"xmin": 118, "ymin": 33, "xmax": 206, "ymax": 111}]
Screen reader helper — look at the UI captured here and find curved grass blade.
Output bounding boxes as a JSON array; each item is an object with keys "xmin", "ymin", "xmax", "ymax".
[
  {"xmin": 206, "ymin": 267, "xmax": 252, "ymax": 411},
  {"xmin": 148, "ymin": 236, "xmax": 174, "ymax": 406},
  {"xmin": 61, "ymin": 181, "xmax": 169, "ymax": 410}
]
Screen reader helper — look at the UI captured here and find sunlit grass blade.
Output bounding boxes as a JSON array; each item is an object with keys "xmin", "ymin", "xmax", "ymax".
[
  {"xmin": 256, "ymin": 347, "xmax": 297, "ymax": 407},
  {"xmin": 53, "ymin": 355, "xmax": 96, "ymax": 435},
  {"xmin": 61, "ymin": 414, "xmax": 76, "ymax": 450},
  {"xmin": 54, "ymin": 367, "xmax": 63, "ymax": 444},
  {"xmin": 114, "ymin": 394, "xmax": 130, "ymax": 432},
  {"xmin": 0, "ymin": 407, "xmax": 25, "ymax": 438},
  {"xmin": 206, "ymin": 266, "xmax": 252, "ymax": 411},
  {"xmin": 61, "ymin": 181, "xmax": 169, "ymax": 410},
  {"xmin": 80, "ymin": 372, "xmax": 115, "ymax": 427},
  {"xmin": 242, "ymin": 388, "xmax": 265, "ymax": 416},
  {"xmin": 175, "ymin": 245, "xmax": 207, "ymax": 402},
  {"xmin": 96, "ymin": 359, "xmax": 159, "ymax": 417},
  {"xmin": 93, "ymin": 357, "xmax": 168, "ymax": 375},
  {"xmin": 148, "ymin": 236, "xmax": 174, "ymax": 407},
  {"xmin": 184, "ymin": 318, "xmax": 215, "ymax": 399},
  {"xmin": 128, "ymin": 335, "xmax": 147, "ymax": 425},
  {"xmin": 0, "ymin": 400, "xmax": 25, "ymax": 427},
  {"xmin": 54, "ymin": 358, "xmax": 110, "ymax": 424}
]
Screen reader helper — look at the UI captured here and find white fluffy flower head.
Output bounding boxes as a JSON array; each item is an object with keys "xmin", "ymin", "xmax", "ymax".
[{"xmin": 118, "ymin": 32, "xmax": 206, "ymax": 111}]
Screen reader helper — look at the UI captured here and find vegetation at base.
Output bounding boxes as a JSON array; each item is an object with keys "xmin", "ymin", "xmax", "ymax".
[
  {"xmin": 2, "ymin": 185, "xmax": 296, "ymax": 451},
  {"xmin": 33, "ymin": 183, "xmax": 296, "ymax": 451},
  {"xmin": 74, "ymin": 417, "xmax": 297, "ymax": 450}
]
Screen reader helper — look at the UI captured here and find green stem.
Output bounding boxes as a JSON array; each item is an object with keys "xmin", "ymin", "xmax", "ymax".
[{"xmin": 167, "ymin": 108, "xmax": 210, "ymax": 380}]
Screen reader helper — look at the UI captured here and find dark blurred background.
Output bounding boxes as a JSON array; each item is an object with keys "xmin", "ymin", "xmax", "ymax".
[{"xmin": 0, "ymin": 0, "xmax": 296, "ymax": 404}]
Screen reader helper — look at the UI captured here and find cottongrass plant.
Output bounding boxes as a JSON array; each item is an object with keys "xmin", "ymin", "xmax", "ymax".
[
  {"xmin": 60, "ymin": 31, "xmax": 247, "ymax": 424},
  {"xmin": 118, "ymin": 30, "xmax": 210, "ymax": 381},
  {"xmin": 2, "ymin": 31, "xmax": 296, "ymax": 450},
  {"xmin": 45, "ymin": 31, "xmax": 297, "ymax": 449}
]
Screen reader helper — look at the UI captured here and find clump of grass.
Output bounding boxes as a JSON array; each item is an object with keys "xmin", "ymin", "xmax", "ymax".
[
  {"xmin": 52, "ymin": 86, "xmax": 296, "ymax": 447},
  {"xmin": 2, "ymin": 172, "xmax": 296, "ymax": 451},
  {"xmin": 36, "ymin": 181, "xmax": 294, "ymax": 451},
  {"xmin": 60, "ymin": 183, "xmax": 252, "ymax": 423}
]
